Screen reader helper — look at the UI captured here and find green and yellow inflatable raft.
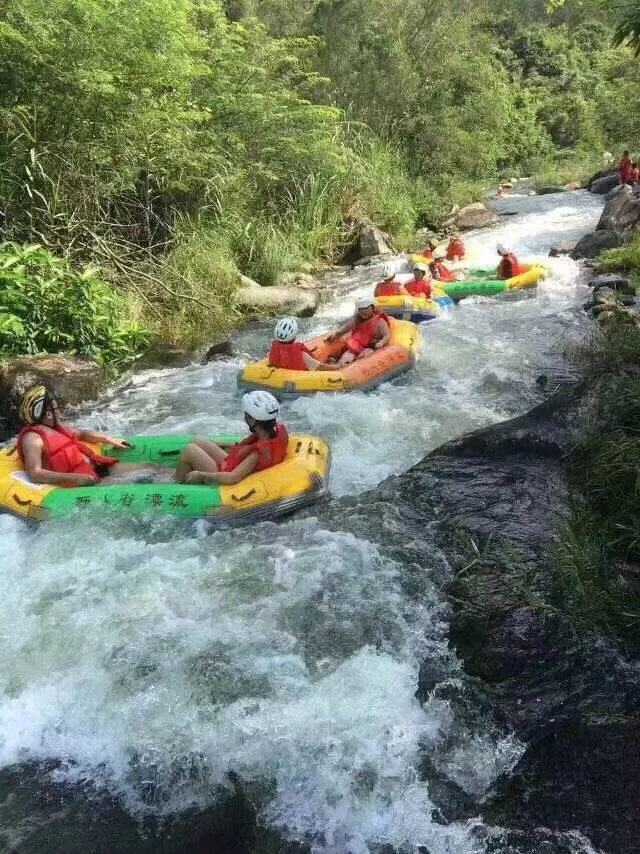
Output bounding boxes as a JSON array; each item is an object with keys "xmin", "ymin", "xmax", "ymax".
[
  {"xmin": 0, "ymin": 434, "xmax": 330, "ymax": 524},
  {"xmin": 440, "ymin": 263, "xmax": 547, "ymax": 301}
]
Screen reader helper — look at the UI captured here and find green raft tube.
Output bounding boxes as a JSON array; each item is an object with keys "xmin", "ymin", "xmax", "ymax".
[
  {"xmin": 0, "ymin": 433, "xmax": 331, "ymax": 524},
  {"xmin": 441, "ymin": 263, "xmax": 547, "ymax": 300}
]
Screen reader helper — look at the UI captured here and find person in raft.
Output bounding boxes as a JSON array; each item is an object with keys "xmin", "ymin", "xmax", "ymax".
[
  {"xmin": 326, "ymin": 296, "xmax": 391, "ymax": 365},
  {"xmin": 496, "ymin": 243, "xmax": 522, "ymax": 280},
  {"xmin": 175, "ymin": 390, "xmax": 288, "ymax": 485},
  {"xmin": 374, "ymin": 263, "xmax": 409, "ymax": 297},
  {"xmin": 268, "ymin": 317, "xmax": 339, "ymax": 372},
  {"xmin": 446, "ymin": 233, "xmax": 465, "ymax": 262},
  {"xmin": 404, "ymin": 262, "xmax": 432, "ymax": 298},
  {"xmin": 428, "ymin": 251, "xmax": 457, "ymax": 283},
  {"xmin": 17, "ymin": 385, "xmax": 159, "ymax": 487},
  {"xmin": 419, "ymin": 237, "xmax": 439, "ymax": 260}
]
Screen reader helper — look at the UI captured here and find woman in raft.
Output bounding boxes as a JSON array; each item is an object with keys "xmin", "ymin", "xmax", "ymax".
[
  {"xmin": 496, "ymin": 243, "xmax": 522, "ymax": 279},
  {"xmin": 403, "ymin": 262, "xmax": 433, "ymax": 298},
  {"xmin": 176, "ymin": 390, "xmax": 289, "ymax": 485},
  {"xmin": 325, "ymin": 296, "xmax": 391, "ymax": 365},
  {"xmin": 16, "ymin": 385, "xmax": 161, "ymax": 487},
  {"xmin": 374, "ymin": 263, "xmax": 409, "ymax": 297},
  {"xmin": 267, "ymin": 317, "xmax": 340, "ymax": 372}
]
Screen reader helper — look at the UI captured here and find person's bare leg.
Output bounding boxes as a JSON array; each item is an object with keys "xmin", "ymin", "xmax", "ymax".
[
  {"xmin": 355, "ymin": 347, "xmax": 374, "ymax": 360},
  {"xmin": 191, "ymin": 438, "xmax": 228, "ymax": 464},
  {"xmin": 175, "ymin": 443, "xmax": 224, "ymax": 483}
]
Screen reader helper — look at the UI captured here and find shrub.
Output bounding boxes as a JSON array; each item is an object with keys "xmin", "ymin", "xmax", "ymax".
[{"xmin": 0, "ymin": 242, "xmax": 147, "ymax": 366}]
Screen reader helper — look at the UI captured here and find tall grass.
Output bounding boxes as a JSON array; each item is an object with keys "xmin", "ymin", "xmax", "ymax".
[{"xmin": 556, "ymin": 322, "xmax": 640, "ymax": 647}]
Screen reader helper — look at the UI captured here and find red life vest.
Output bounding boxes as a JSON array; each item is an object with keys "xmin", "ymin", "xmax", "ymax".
[
  {"xmin": 220, "ymin": 422, "xmax": 289, "ymax": 473},
  {"xmin": 405, "ymin": 277, "xmax": 432, "ymax": 298},
  {"xmin": 433, "ymin": 262, "xmax": 456, "ymax": 282},
  {"xmin": 420, "ymin": 248, "xmax": 435, "ymax": 259},
  {"xmin": 619, "ymin": 158, "xmax": 632, "ymax": 182},
  {"xmin": 446, "ymin": 239, "xmax": 465, "ymax": 261},
  {"xmin": 268, "ymin": 341, "xmax": 313, "ymax": 372},
  {"xmin": 631, "ymin": 167, "xmax": 640, "ymax": 183},
  {"xmin": 346, "ymin": 311, "xmax": 389, "ymax": 355},
  {"xmin": 497, "ymin": 253, "xmax": 522, "ymax": 280},
  {"xmin": 374, "ymin": 280, "xmax": 404, "ymax": 297},
  {"xmin": 17, "ymin": 423, "xmax": 117, "ymax": 485}
]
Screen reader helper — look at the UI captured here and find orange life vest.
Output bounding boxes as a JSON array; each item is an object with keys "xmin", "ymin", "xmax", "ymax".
[
  {"xmin": 17, "ymin": 423, "xmax": 117, "ymax": 485},
  {"xmin": 433, "ymin": 262, "xmax": 456, "ymax": 282},
  {"xmin": 405, "ymin": 277, "xmax": 432, "ymax": 298},
  {"xmin": 446, "ymin": 239, "xmax": 465, "ymax": 261},
  {"xmin": 374, "ymin": 280, "xmax": 405, "ymax": 297},
  {"xmin": 220, "ymin": 422, "xmax": 289, "ymax": 473},
  {"xmin": 497, "ymin": 253, "xmax": 522, "ymax": 280},
  {"xmin": 268, "ymin": 341, "xmax": 313, "ymax": 372},
  {"xmin": 346, "ymin": 311, "xmax": 388, "ymax": 355}
]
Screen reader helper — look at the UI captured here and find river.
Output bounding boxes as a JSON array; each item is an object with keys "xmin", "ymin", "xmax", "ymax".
[{"xmin": 0, "ymin": 190, "xmax": 604, "ymax": 853}]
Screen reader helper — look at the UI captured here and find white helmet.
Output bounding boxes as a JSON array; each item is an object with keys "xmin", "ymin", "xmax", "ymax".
[
  {"xmin": 434, "ymin": 250, "xmax": 446, "ymax": 260},
  {"xmin": 355, "ymin": 295, "xmax": 375, "ymax": 309},
  {"xmin": 242, "ymin": 390, "xmax": 280, "ymax": 421},
  {"xmin": 382, "ymin": 262, "xmax": 395, "ymax": 279},
  {"xmin": 274, "ymin": 316, "xmax": 298, "ymax": 343},
  {"xmin": 413, "ymin": 262, "xmax": 428, "ymax": 274},
  {"xmin": 496, "ymin": 243, "xmax": 507, "ymax": 255}
]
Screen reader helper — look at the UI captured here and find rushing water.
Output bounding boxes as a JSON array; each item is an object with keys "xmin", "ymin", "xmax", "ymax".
[{"xmin": 0, "ymin": 191, "xmax": 604, "ymax": 853}]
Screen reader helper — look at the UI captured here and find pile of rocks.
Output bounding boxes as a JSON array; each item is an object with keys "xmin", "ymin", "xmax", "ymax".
[{"xmin": 584, "ymin": 272, "xmax": 640, "ymax": 325}]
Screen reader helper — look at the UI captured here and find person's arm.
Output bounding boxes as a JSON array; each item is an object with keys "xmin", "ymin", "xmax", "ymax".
[
  {"xmin": 21, "ymin": 433, "xmax": 97, "ymax": 486},
  {"xmin": 303, "ymin": 352, "xmax": 340, "ymax": 372},
  {"xmin": 76, "ymin": 428, "xmax": 131, "ymax": 450},
  {"xmin": 373, "ymin": 319, "xmax": 390, "ymax": 349},
  {"xmin": 325, "ymin": 317, "xmax": 355, "ymax": 342},
  {"xmin": 185, "ymin": 452, "xmax": 259, "ymax": 485}
]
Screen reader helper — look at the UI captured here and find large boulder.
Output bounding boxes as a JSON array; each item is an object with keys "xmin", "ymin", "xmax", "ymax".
[
  {"xmin": 455, "ymin": 203, "xmax": 498, "ymax": 230},
  {"xmin": 0, "ymin": 354, "xmax": 104, "ymax": 439},
  {"xmin": 570, "ymin": 230, "xmax": 624, "ymax": 259},
  {"xmin": 357, "ymin": 223, "xmax": 393, "ymax": 258},
  {"xmin": 590, "ymin": 173, "xmax": 620, "ymax": 195},
  {"xmin": 235, "ymin": 278, "xmax": 319, "ymax": 318},
  {"xmin": 548, "ymin": 241, "xmax": 576, "ymax": 257},
  {"xmin": 596, "ymin": 184, "xmax": 640, "ymax": 239},
  {"xmin": 586, "ymin": 166, "xmax": 617, "ymax": 190}
]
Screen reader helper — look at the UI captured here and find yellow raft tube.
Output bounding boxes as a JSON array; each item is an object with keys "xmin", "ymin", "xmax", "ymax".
[
  {"xmin": 238, "ymin": 318, "xmax": 418, "ymax": 397},
  {"xmin": 0, "ymin": 434, "xmax": 330, "ymax": 524}
]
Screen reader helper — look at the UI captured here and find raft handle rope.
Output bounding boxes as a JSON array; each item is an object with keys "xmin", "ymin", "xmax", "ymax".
[
  {"xmin": 327, "ymin": 378, "xmax": 343, "ymax": 384},
  {"xmin": 12, "ymin": 494, "xmax": 32, "ymax": 507},
  {"xmin": 231, "ymin": 488, "xmax": 257, "ymax": 503},
  {"xmin": 158, "ymin": 448, "xmax": 181, "ymax": 457}
]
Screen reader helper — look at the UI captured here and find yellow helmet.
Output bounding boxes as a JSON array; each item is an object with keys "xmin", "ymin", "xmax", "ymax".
[{"xmin": 19, "ymin": 385, "xmax": 51, "ymax": 424}]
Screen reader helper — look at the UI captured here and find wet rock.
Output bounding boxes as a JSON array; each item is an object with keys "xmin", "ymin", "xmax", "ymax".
[
  {"xmin": 536, "ymin": 185, "xmax": 566, "ymax": 195},
  {"xmin": 548, "ymin": 241, "xmax": 576, "ymax": 257},
  {"xmin": 234, "ymin": 282, "xmax": 320, "ymax": 318},
  {"xmin": 589, "ymin": 172, "xmax": 620, "ymax": 195},
  {"xmin": 596, "ymin": 183, "xmax": 640, "ymax": 239},
  {"xmin": 357, "ymin": 223, "xmax": 394, "ymax": 258},
  {"xmin": 201, "ymin": 338, "xmax": 233, "ymax": 364},
  {"xmin": 485, "ymin": 718, "xmax": 640, "ymax": 854},
  {"xmin": 456, "ymin": 202, "xmax": 498, "ymax": 230},
  {"xmin": 0, "ymin": 354, "xmax": 104, "ymax": 439},
  {"xmin": 570, "ymin": 230, "xmax": 624, "ymax": 259},
  {"xmin": 589, "ymin": 272, "xmax": 631, "ymax": 292},
  {"xmin": 586, "ymin": 166, "xmax": 616, "ymax": 189}
]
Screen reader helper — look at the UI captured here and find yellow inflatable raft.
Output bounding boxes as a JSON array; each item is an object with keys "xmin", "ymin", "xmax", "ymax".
[
  {"xmin": 238, "ymin": 318, "xmax": 418, "ymax": 397},
  {"xmin": 0, "ymin": 434, "xmax": 330, "ymax": 524}
]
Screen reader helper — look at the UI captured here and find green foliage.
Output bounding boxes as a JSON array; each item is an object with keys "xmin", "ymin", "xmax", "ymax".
[
  {"xmin": 558, "ymin": 322, "xmax": 640, "ymax": 646},
  {"xmin": 0, "ymin": 0, "xmax": 638, "ymax": 349},
  {"xmin": 0, "ymin": 242, "xmax": 147, "ymax": 364},
  {"xmin": 598, "ymin": 234, "xmax": 640, "ymax": 277}
]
